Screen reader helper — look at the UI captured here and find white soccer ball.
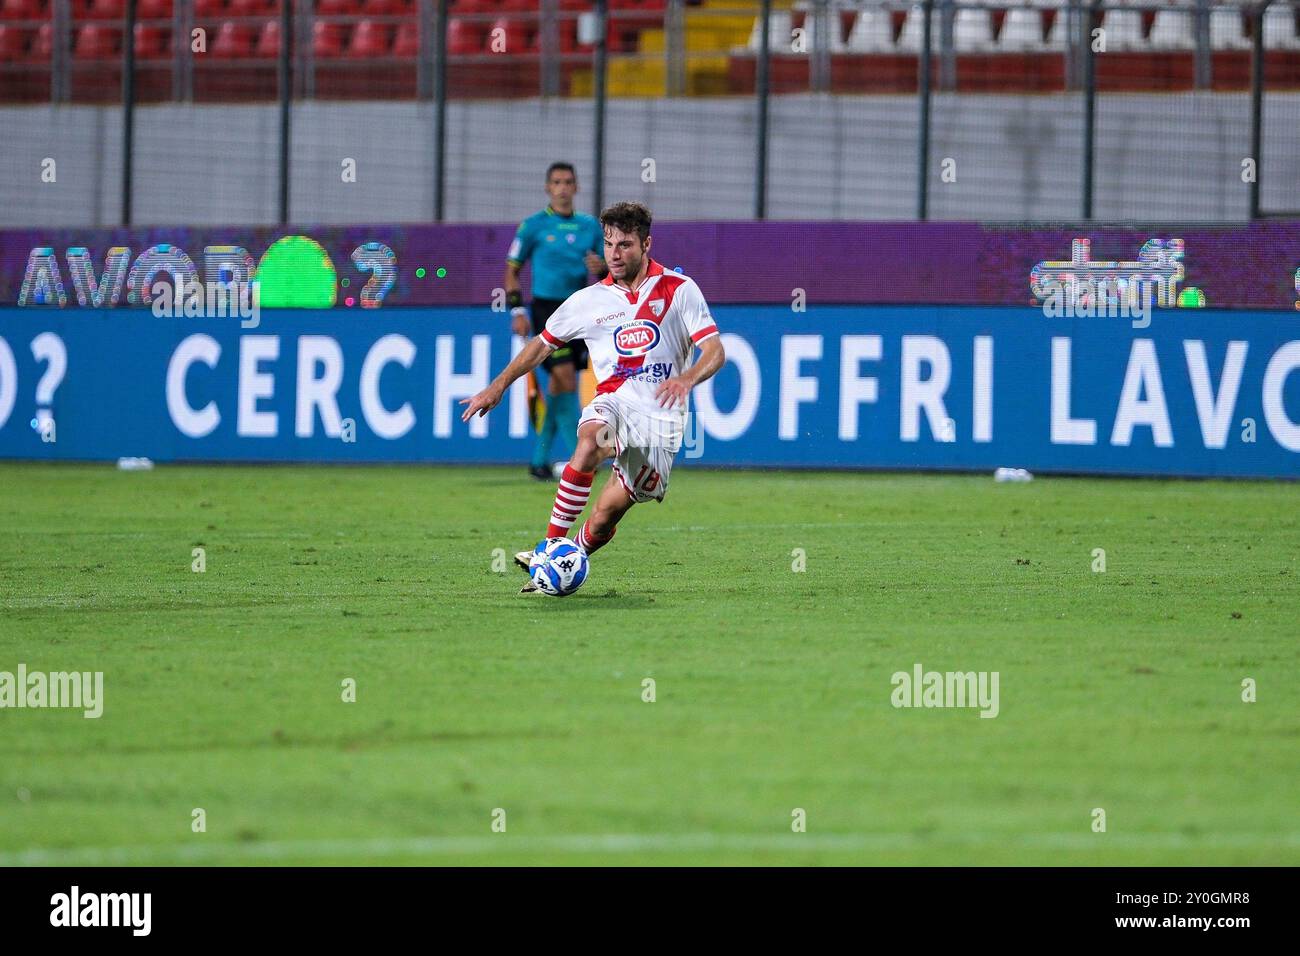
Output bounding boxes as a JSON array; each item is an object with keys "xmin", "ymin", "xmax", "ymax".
[
  {"xmin": 529, "ymin": 537, "xmax": 589, "ymax": 597},
  {"xmin": 551, "ymin": 460, "xmax": 569, "ymax": 479}
]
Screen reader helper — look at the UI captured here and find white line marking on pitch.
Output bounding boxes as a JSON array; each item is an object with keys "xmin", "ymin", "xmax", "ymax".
[{"xmin": 3, "ymin": 831, "xmax": 1296, "ymax": 866}]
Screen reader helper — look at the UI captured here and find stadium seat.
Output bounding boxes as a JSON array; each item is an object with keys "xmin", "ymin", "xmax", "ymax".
[
  {"xmin": 447, "ymin": 18, "xmax": 484, "ymax": 54},
  {"xmin": 393, "ymin": 18, "xmax": 419, "ymax": 56},
  {"xmin": 1100, "ymin": 8, "xmax": 1147, "ymax": 51},
  {"xmin": 195, "ymin": 0, "xmax": 228, "ymax": 18},
  {"xmin": 85, "ymin": 0, "xmax": 125, "ymax": 20},
  {"xmin": 228, "ymin": 0, "xmax": 275, "ymax": 17},
  {"xmin": 952, "ymin": 8, "xmax": 995, "ymax": 52},
  {"xmin": 895, "ymin": 5, "xmax": 938, "ymax": 52},
  {"xmin": 75, "ymin": 23, "xmax": 120, "ymax": 58},
  {"xmin": 362, "ymin": 0, "xmax": 407, "ymax": 15},
  {"xmin": 0, "ymin": 0, "xmax": 42, "ymax": 21},
  {"xmin": 316, "ymin": 0, "xmax": 359, "ymax": 16},
  {"xmin": 312, "ymin": 19, "xmax": 348, "ymax": 57},
  {"xmin": 818, "ymin": 8, "xmax": 849, "ymax": 52},
  {"xmin": 998, "ymin": 7, "xmax": 1045, "ymax": 52},
  {"xmin": 1041, "ymin": 7, "xmax": 1069, "ymax": 52},
  {"xmin": 1209, "ymin": 8, "xmax": 1249, "ymax": 50},
  {"xmin": 33, "ymin": 20, "xmax": 52, "ymax": 56},
  {"xmin": 345, "ymin": 19, "xmax": 390, "ymax": 57},
  {"xmin": 745, "ymin": 11, "xmax": 792, "ymax": 53},
  {"xmin": 486, "ymin": 16, "xmax": 529, "ymax": 54},
  {"xmin": 1148, "ymin": 8, "xmax": 1194, "ymax": 49},
  {"xmin": 1263, "ymin": 5, "xmax": 1300, "ymax": 49},
  {"xmin": 138, "ymin": 0, "xmax": 174, "ymax": 20},
  {"xmin": 844, "ymin": 8, "xmax": 894, "ymax": 53},
  {"xmin": 254, "ymin": 17, "xmax": 279, "ymax": 57},
  {"xmin": 210, "ymin": 21, "xmax": 254, "ymax": 57},
  {"xmin": 134, "ymin": 21, "xmax": 171, "ymax": 58},
  {"xmin": 0, "ymin": 24, "xmax": 26, "ymax": 60}
]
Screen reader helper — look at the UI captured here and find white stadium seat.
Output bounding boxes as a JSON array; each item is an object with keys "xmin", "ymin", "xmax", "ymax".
[
  {"xmin": 952, "ymin": 8, "xmax": 996, "ymax": 52},
  {"xmin": 1043, "ymin": 7, "xmax": 1072, "ymax": 51},
  {"xmin": 896, "ymin": 5, "xmax": 940, "ymax": 52},
  {"xmin": 811, "ymin": 8, "xmax": 850, "ymax": 53},
  {"xmin": 1100, "ymin": 8, "xmax": 1148, "ymax": 50},
  {"xmin": 999, "ymin": 7, "xmax": 1046, "ymax": 52},
  {"xmin": 746, "ymin": 11, "xmax": 794, "ymax": 53},
  {"xmin": 1148, "ymin": 9, "xmax": 1195, "ymax": 49},
  {"xmin": 1263, "ymin": 4, "xmax": 1300, "ymax": 49},
  {"xmin": 1209, "ymin": 8, "xmax": 1250, "ymax": 50},
  {"xmin": 845, "ymin": 8, "xmax": 896, "ymax": 53}
]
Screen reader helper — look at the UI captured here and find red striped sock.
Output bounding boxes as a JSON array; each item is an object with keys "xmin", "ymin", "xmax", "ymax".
[
  {"xmin": 547, "ymin": 466, "xmax": 594, "ymax": 538},
  {"xmin": 576, "ymin": 519, "xmax": 617, "ymax": 555}
]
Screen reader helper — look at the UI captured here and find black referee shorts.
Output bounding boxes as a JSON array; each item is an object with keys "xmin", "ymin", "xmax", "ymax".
[{"xmin": 531, "ymin": 297, "xmax": 588, "ymax": 373}]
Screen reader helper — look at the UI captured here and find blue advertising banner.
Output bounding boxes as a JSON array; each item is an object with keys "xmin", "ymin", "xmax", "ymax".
[{"xmin": 0, "ymin": 305, "xmax": 1297, "ymax": 478}]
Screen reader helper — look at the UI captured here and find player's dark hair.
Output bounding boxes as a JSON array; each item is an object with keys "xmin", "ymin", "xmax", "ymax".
[
  {"xmin": 599, "ymin": 201, "xmax": 652, "ymax": 243},
  {"xmin": 545, "ymin": 162, "xmax": 577, "ymax": 181}
]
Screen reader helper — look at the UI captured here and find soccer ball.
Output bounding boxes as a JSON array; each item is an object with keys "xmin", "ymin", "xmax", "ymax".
[{"xmin": 529, "ymin": 537, "xmax": 589, "ymax": 597}]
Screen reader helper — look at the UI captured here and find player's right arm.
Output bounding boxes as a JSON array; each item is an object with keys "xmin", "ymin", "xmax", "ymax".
[
  {"xmin": 459, "ymin": 336, "xmax": 552, "ymax": 421},
  {"xmin": 461, "ymin": 292, "xmax": 586, "ymax": 421}
]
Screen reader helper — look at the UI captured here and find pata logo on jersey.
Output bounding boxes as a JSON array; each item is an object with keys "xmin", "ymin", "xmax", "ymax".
[{"xmin": 614, "ymin": 320, "xmax": 661, "ymax": 356}]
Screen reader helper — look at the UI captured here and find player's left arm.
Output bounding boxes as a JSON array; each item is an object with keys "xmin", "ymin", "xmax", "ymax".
[
  {"xmin": 656, "ymin": 279, "xmax": 723, "ymax": 408},
  {"xmin": 656, "ymin": 336, "xmax": 725, "ymax": 409}
]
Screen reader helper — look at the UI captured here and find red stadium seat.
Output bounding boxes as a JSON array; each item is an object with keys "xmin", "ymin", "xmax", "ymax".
[
  {"xmin": 228, "ymin": 0, "xmax": 274, "ymax": 17},
  {"xmin": 254, "ymin": 18, "xmax": 279, "ymax": 57},
  {"xmin": 446, "ymin": 18, "xmax": 483, "ymax": 54},
  {"xmin": 0, "ymin": 0, "xmax": 43, "ymax": 22},
  {"xmin": 33, "ymin": 20, "xmax": 52, "ymax": 56},
  {"xmin": 487, "ymin": 16, "xmax": 528, "ymax": 54},
  {"xmin": 138, "ymin": 0, "xmax": 173, "ymax": 20},
  {"xmin": 195, "ymin": 0, "xmax": 227, "ymax": 18},
  {"xmin": 75, "ymin": 23, "xmax": 120, "ymax": 58},
  {"xmin": 0, "ymin": 24, "xmax": 26, "ymax": 60},
  {"xmin": 133, "ymin": 22, "xmax": 170, "ymax": 59},
  {"xmin": 345, "ymin": 19, "xmax": 389, "ymax": 57},
  {"xmin": 393, "ymin": 19, "xmax": 419, "ymax": 56},
  {"xmin": 316, "ymin": 0, "xmax": 359, "ymax": 16},
  {"xmin": 85, "ymin": 0, "xmax": 125, "ymax": 20},
  {"xmin": 312, "ymin": 19, "xmax": 348, "ymax": 58},
  {"xmin": 361, "ymin": 0, "xmax": 407, "ymax": 16},
  {"xmin": 210, "ymin": 20, "xmax": 254, "ymax": 57}
]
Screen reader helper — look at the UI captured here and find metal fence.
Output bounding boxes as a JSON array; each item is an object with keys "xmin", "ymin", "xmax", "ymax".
[{"xmin": 0, "ymin": 0, "xmax": 1297, "ymax": 225}]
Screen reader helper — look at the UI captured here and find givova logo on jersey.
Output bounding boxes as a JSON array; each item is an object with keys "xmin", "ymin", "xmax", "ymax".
[{"xmin": 614, "ymin": 320, "xmax": 661, "ymax": 356}]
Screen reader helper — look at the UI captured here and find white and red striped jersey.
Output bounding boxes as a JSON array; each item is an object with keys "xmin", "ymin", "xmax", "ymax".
[{"xmin": 539, "ymin": 259, "xmax": 720, "ymax": 416}]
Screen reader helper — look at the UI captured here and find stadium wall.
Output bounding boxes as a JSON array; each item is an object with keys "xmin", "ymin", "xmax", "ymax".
[
  {"xmin": 3, "ymin": 92, "xmax": 1299, "ymax": 226},
  {"xmin": 1, "ymin": 305, "xmax": 1297, "ymax": 478}
]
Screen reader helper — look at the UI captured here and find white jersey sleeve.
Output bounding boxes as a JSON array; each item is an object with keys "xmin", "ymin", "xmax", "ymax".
[
  {"xmin": 677, "ymin": 278, "xmax": 720, "ymax": 345},
  {"xmin": 539, "ymin": 291, "xmax": 589, "ymax": 350}
]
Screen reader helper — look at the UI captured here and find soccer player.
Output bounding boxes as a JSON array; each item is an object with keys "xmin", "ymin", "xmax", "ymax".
[
  {"xmin": 462, "ymin": 201, "xmax": 726, "ymax": 593},
  {"xmin": 505, "ymin": 162, "xmax": 606, "ymax": 481}
]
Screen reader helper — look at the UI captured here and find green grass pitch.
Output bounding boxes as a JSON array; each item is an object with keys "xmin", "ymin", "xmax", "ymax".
[{"xmin": 0, "ymin": 462, "xmax": 1296, "ymax": 866}]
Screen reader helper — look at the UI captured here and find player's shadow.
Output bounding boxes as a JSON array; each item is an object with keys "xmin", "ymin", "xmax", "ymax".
[{"xmin": 505, "ymin": 591, "xmax": 657, "ymax": 610}]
